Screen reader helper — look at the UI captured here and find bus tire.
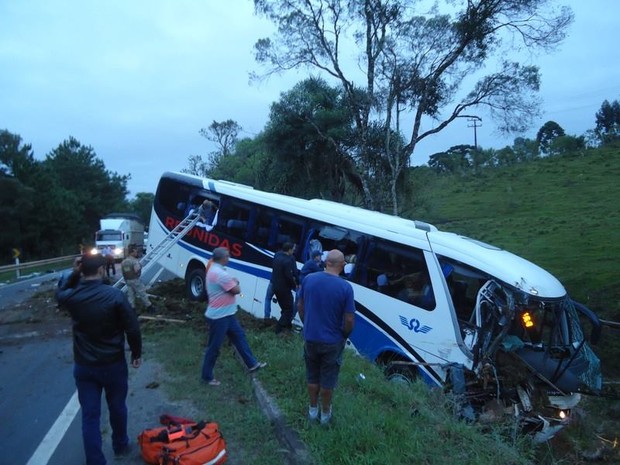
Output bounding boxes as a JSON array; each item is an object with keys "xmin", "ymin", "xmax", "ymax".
[
  {"xmin": 186, "ymin": 268, "xmax": 207, "ymax": 302},
  {"xmin": 384, "ymin": 362, "xmax": 418, "ymax": 385}
]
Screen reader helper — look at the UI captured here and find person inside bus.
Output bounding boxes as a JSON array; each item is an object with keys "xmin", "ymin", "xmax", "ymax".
[{"xmin": 396, "ymin": 273, "xmax": 425, "ymax": 305}]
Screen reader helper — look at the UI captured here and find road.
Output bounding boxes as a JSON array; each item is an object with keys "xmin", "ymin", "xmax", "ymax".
[{"xmin": 0, "ymin": 266, "xmax": 187, "ymax": 465}]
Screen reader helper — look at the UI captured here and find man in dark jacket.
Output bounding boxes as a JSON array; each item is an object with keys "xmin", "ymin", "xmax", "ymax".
[
  {"xmin": 271, "ymin": 242, "xmax": 298, "ymax": 334},
  {"xmin": 56, "ymin": 254, "xmax": 142, "ymax": 465}
]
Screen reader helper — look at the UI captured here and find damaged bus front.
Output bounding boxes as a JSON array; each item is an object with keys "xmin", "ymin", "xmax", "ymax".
[{"xmin": 417, "ymin": 233, "xmax": 602, "ymax": 441}]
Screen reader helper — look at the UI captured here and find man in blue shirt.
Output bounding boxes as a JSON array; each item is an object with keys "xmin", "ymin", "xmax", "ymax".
[{"xmin": 298, "ymin": 249, "xmax": 355, "ymax": 425}]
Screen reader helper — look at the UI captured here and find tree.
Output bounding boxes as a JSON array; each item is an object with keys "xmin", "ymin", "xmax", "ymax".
[
  {"xmin": 261, "ymin": 77, "xmax": 362, "ymax": 201},
  {"xmin": 128, "ymin": 192, "xmax": 155, "ymax": 228},
  {"xmin": 428, "ymin": 145, "xmax": 474, "ymax": 174},
  {"xmin": 595, "ymin": 99, "xmax": 620, "ymax": 145},
  {"xmin": 512, "ymin": 137, "xmax": 539, "ymax": 162},
  {"xmin": 253, "ymin": 0, "xmax": 572, "ymax": 213},
  {"xmin": 536, "ymin": 120, "xmax": 565, "ymax": 155},
  {"xmin": 0, "ymin": 129, "xmax": 37, "ymax": 179},
  {"xmin": 42, "ymin": 137, "xmax": 130, "ymax": 254}
]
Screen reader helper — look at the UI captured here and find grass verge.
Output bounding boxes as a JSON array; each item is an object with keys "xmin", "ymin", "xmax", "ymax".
[{"xmin": 144, "ymin": 300, "xmax": 537, "ymax": 465}]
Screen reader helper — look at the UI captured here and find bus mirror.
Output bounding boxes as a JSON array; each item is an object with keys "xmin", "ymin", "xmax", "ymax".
[{"xmin": 573, "ymin": 300, "xmax": 602, "ymax": 345}]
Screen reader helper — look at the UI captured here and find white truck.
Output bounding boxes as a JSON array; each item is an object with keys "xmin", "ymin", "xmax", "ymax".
[{"xmin": 92, "ymin": 213, "xmax": 145, "ymax": 260}]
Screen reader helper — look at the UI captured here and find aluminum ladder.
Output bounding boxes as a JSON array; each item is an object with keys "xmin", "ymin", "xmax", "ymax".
[{"xmin": 113, "ymin": 209, "xmax": 204, "ymax": 290}]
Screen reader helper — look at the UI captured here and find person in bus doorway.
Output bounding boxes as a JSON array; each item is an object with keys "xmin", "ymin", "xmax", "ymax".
[
  {"xmin": 121, "ymin": 245, "xmax": 154, "ymax": 313},
  {"xmin": 272, "ymin": 242, "xmax": 299, "ymax": 335},
  {"xmin": 56, "ymin": 254, "xmax": 142, "ymax": 464},
  {"xmin": 201, "ymin": 247, "xmax": 267, "ymax": 386},
  {"xmin": 297, "ymin": 249, "xmax": 356, "ymax": 426}
]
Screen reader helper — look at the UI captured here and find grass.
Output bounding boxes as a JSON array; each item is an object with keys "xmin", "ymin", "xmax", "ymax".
[{"xmin": 144, "ymin": 304, "xmax": 536, "ymax": 465}]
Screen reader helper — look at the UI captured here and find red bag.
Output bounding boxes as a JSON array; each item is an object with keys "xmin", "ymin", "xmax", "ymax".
[{"xmin": 138, "ymin": 418, "xmax": 227, "ymax": 465}]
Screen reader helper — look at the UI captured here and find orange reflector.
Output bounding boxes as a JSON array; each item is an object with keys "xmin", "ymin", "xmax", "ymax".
[{"xmin": 522, "ymin": 312, "xmax": 534, "ymax": 328}]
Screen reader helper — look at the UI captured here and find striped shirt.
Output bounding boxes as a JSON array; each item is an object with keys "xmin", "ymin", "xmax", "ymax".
[{"xmin": 205, "ymin": 263, "xmax": 238, "ymax": 320}]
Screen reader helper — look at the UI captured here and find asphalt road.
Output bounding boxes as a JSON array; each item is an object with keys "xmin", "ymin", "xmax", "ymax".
[{"xmin": 0, "ymin": 268, "xmax": 194, "ymax": 465}]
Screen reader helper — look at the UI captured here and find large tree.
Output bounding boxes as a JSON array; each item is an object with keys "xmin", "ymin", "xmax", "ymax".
[
  {"xmin": 262, "ymin": 77, "xmax": 362, "ymax": 201},
  {"xmin": 253, "ymin": 0, "xmax": 573, "ymax": 213},
  {"xmin": 536, "ymin": 120, "xmax": 565, "ymax": 155}
]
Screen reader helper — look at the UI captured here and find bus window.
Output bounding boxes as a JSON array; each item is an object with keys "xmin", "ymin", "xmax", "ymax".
[
  {"xmin": 155, "ymin": 177, "xmax": 194, "ymax": 215},
  {"xmin": 361, "ymin": 239, "xmax": 435, "ymax": 310},
  {"xmin": 274, "ymin": 214, "xmax": 305, "ymax": 258},
  {"xmin": 215, "ymin": 198, "xmax": 251, "ymax": 241}
]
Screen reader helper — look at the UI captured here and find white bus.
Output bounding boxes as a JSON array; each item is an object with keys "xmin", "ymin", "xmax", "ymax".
[{"xmin": 148, "ymin": 171, "xmax": 602, "ymax": 438}]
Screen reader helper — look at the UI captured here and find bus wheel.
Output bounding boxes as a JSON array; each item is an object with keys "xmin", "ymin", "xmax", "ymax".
[
  {"xmin": 384, "ymin": 362, "xmax": 418, "ymax": 385},
  {"xmin": 186, "ymin": 268, "xmax": 207, "ymax": 302}
]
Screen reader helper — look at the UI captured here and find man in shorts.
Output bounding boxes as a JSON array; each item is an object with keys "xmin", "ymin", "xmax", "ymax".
[{"xmin": 297, "ymin": 249, "xmax": 355, "ymax": 425}]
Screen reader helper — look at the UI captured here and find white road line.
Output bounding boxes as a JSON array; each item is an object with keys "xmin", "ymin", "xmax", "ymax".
[{"xmin": 26, "ymin": 390, "xmax": 80, "ymax": 465}]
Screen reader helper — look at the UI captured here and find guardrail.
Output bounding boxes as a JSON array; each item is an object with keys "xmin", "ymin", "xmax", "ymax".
[{"xmin": 0, "ymin": 255, "xmax": 79, "ymax": 276}]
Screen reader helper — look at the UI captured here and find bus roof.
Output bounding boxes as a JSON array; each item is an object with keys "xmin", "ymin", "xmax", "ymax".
[{"xmin": 162, "ymin": 172, "xmax": 566, "ymax": 298}]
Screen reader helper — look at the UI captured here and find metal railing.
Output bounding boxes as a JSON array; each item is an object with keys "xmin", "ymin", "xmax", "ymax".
[{"xmin": 0, "ymin": 255, "xmax": 79, "ymax": 276}]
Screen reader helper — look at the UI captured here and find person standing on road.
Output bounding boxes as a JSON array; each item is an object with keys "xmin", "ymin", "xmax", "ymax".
[
  {"xmin": 101, "ymin": 245, "xmax": 116, "ymax": 278},
  {"xmin": 201, "ymin": 247, "xmax": 267, "ymax": 386},
  {"xmin": 56, "ymin": 254, "xmax": 142, "ymax": 465},
  {"xmin": 121, "ymin": 245, "xmax": 153, "ymax": 312},
  {"xmin": 272, "ymin": 242, "xmax": 298, "ymax": 335},
  {"xmin": 297, "ymin": 249, "xmax": 355, "ymax": 426}
]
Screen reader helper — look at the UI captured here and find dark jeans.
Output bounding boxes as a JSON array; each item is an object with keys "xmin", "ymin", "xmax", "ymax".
[
  {"xmin": 274, "ymin": 288, "xmax": 294, "ymax": 333},
  {"xmin": 304, "ymin": 341, "xmax": 346, "ymax": 389},
  {"xmin": 74, "ymin": 360, "xmax": 129, "ymax": 465},
  {"xmin": 201, "ymin": 314, "xmax": 258, "ymax": 382}
]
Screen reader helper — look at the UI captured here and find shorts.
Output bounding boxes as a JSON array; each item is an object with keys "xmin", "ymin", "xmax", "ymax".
[{"xmin": 304, "ymin": 340, "xmax": 345, "ymax": 390}]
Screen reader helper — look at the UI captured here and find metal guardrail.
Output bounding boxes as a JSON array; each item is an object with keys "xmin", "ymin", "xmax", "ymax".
[{"xmin": 0, "ymin": 254, "xmax": 79, "ymax": 274}]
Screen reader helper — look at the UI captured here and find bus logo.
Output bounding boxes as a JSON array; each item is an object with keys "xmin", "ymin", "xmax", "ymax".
[{"xmin": 399, "ymin": 316, "xmax": 432, "ymax": 334}]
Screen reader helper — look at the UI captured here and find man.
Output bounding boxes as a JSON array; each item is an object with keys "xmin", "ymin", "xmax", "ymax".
[
  {"xmin": 201, "ymin": 247, "xmax": 267, "ymax": 386},
  {"xmin": 298, "ymin": 249, "xmax": 355, "ymax": 426},
  {"xmin": 271, "ymin": 242, "xmax": 298, "ymax": 334},
  {"xmin": 294, "ymin": 249, "xmax": 324, "ymax": 313},
  {"xmin": 101, "ymin": 245, "xmax": 115, "ymax": 277},
  {"xmin": 56, "ymin": 254, "xmax": 142, "ymax": 465},
  {"xmin": 121, "ymin": 245, "xmax": 153, "ymax": 312}
]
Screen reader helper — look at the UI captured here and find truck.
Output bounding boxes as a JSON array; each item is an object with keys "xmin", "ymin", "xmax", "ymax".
[{"xmin": 92, "ymin": 213, "xmax": 145, "ymax": 260}]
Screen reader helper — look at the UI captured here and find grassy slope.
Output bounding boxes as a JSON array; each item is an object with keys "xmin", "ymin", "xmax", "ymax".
[{"xmin": 406, "ymin": 147, "xmax": 620, "ymax": 377}]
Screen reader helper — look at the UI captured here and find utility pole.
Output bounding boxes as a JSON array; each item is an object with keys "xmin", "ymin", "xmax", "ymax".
[
  {"xmin": 467, "ymin": 116, "xmax": 482, "ymax": 149},
  {"xmin": 456, "ymin": 114, "xmax": 482, "ymax": 149}
]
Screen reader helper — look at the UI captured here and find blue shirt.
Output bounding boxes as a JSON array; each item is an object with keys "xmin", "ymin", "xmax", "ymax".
[{"xmin": 299, "ymin": 271, "xmax": 355, "ymax": 344}]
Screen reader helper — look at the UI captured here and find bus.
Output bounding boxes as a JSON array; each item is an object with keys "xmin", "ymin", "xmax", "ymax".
[{"xmin": 148, "ymin": 171, "xmax": 602, "ymax": 439}]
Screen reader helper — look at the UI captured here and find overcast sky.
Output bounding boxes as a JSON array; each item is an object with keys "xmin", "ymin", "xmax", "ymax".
[{"xmin": 1, "ymin": 0, "xmax": 619, "ymax": 197}]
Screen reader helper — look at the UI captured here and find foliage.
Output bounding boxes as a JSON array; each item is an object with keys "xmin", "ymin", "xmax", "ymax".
[
  {"xmin": 261, "ymin": 77, "xmax": 363, "ymax": 201},
  {"xmin": 128, "ymin": 192, "xmax": 155, "ymax": 227},
  {"xmin": 536, "ymin": 121, "xmax": 565, "ymax": 155},
  {"xmin": 0, "ymin": 130, "xmax": 130, "ymax": 262},
  {"xmin": 185, "ymin": 120, "xmax": 244, "ymax": 177},
  {"xmin": 253, "ymin": 0, "xmax": 573, "ymax": 213},
  {"xmin": 595, "ymin": 98, "xmax": 620, "ymax": 144}
]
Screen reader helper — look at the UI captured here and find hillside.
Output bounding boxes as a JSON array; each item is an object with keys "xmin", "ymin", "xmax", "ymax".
[{"xmin": 406, "ymin": 146, "xmax": 620, "ymax": 376}]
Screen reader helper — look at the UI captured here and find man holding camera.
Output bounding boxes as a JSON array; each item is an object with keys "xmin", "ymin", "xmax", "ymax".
[{"xmin": 56, "ymin": 254, "xmax": 142, "ymax": 465}]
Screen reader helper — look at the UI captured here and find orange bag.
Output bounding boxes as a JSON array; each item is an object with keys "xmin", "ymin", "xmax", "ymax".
[{"xmin": 138, "ymin": 420, "xmax": 227, "ymax": 465}]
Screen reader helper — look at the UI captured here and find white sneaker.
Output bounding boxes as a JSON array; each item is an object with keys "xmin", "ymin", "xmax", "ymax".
[{"xmin": 308, "ymin": 406, "xmax": 319, "ymax": 421}]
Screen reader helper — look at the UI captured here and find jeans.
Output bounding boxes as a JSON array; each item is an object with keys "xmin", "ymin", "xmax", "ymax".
[
  {"xmin": 264, "ymin": 282, "xmax": 274, "ymax": 319},
  {"xmin": 275, "ymin": 288, "xmax": 294, "ymax": 333},
  {"xmin": 74, "ymin": 360, "xmax": 129, "ymax": 465},
  {"xmin": 201, "ymin": 315, "xmax": 258, "ymax": 382}
]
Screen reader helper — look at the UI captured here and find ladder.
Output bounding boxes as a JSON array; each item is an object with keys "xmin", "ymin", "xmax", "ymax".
[{"xmin": 113, "ymin": 209, "xmax": 204, "ymax": 290}]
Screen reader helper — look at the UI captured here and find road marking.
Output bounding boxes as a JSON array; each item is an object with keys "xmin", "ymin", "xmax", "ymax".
[{"xmin": 26, "ymin": 390, "xmax": 80, "ymax": 465}]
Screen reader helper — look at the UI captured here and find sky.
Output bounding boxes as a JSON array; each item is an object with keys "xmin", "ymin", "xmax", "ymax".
[{"xmin": 1, "ymin": 0, "xmax": 619, "ymax": 198}]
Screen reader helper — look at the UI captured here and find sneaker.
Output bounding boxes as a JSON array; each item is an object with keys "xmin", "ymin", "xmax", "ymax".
[
  {"xmin": 320, "ymin": 409, "xmax": 332, "ymax": 426},
  {"xmin": 248, "ymin": 361, "xmax": 267, "ymax": 373},
  {"xmin": 308, "ymin": 406, "xmax": 319, "ymax": 422}
]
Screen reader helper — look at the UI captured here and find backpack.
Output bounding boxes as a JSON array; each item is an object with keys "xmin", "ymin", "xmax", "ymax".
[{"xmin": 138, "ymin": 416, "xmax": 227, "ymax": 465}]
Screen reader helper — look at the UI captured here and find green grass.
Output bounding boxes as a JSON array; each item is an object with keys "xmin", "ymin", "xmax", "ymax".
[{"xmin": 146, "ymin": 314, "xmax": 536, "ymax": 465}]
